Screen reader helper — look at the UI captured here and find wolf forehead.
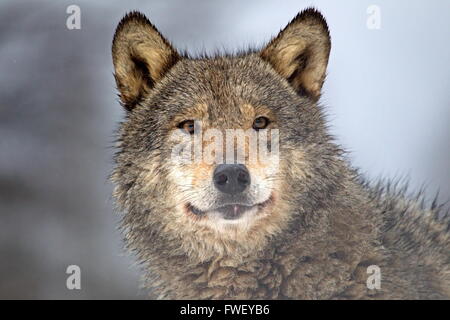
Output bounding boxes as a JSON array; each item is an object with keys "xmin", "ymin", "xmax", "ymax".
[{"xmin": 140, "ymin": 57, "xmax": 298, "ymax": 120}]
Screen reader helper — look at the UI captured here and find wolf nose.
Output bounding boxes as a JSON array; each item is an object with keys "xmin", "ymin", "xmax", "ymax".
[{"xmin": 213, "ymin": 164, "xmax": 250, "ymax": 195}]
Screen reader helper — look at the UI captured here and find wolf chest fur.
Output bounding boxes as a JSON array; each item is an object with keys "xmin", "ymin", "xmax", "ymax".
[{"xmin": 111, "ymin": 9, "xmax": 450, "ymax": 299}]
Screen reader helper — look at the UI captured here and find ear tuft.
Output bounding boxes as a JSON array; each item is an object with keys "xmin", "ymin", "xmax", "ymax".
[
  {"xmin": 261, "ymin": 8, "xmax": 331, "ymax": 101},
  {"xmin": 112, "ymin": 11, "xmax": 180, "ymax": 111}
]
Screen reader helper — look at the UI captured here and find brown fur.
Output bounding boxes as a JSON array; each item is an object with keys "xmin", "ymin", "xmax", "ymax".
[{"xmin": 111, "ymin": 9, "xmax": 450, "ymax": 299}]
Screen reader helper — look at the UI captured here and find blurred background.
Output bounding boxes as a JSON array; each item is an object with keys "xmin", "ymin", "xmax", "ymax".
[{"xmin": 0, "ymin": 0, "xmax": 449, "ymax": 299}]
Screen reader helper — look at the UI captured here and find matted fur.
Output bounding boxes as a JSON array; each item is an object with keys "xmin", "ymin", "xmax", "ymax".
[{"xmin": 111, "ymin": 8, "xmax": 450, "ymax": 299}]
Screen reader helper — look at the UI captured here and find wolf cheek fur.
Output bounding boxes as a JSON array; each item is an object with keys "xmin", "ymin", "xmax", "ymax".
[{"xmin": 111, "ymin": 9, "xmax": 450, "ymax": 299}]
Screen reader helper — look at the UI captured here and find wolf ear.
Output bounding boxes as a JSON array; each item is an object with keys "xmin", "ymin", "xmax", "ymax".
[
  {"xmin": 260, "ymin": 8, "xmax": 331, "ymax": 101},
  {"xmin": 112, "ymin": 12, "xmax": 180, "ymax": 110}
]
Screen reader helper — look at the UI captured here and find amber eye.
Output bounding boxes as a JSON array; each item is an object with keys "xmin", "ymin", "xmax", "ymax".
[
  {"xmin": 178, "ymin": 120, "xmax": 195, "ymax": 134},
  {"xmin": 252, "ymin": 116, "xmax": 270, "ymax": 130}
]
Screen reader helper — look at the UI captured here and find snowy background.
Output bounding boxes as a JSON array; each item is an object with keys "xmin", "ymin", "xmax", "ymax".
[{"xmin": 0, "ymin": 0, "xmax": 449, "ymax": 298}]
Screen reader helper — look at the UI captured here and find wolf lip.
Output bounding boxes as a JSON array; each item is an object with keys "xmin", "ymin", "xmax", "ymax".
[
  {"xmin": 186, "ymin": 195, "xmax": 274, "ymax": 220},
  {"xmin": 187, "ymin": 203, "xmax": 254, "ymax": 219},
  {"xmin": 216, "ymin": 204, "xmax": 253, "ymax": 220},
  {"xmin": 187, "ymin": 204, "xmax": 205, "ymax": 216}
]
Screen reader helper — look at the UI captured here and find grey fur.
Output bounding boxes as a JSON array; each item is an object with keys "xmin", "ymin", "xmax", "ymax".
[{"xmin": 110, "ymin": 9, "xmax": 450, "ymax": 299}]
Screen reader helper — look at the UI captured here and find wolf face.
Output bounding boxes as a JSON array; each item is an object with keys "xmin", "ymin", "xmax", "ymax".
[{"xmin": 112, "ymin": 9, "xmax": 338, "ymax": 260}]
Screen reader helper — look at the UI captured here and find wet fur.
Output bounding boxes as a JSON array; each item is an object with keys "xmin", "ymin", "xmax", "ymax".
[{"xmin": 111, "ymin": 9, "xmax": 450, "ymax": 299}]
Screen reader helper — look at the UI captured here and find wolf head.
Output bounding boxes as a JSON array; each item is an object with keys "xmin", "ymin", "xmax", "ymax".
[{"xmin": 112, "ymin": 9, "xmax": 342, "ymax": 261}]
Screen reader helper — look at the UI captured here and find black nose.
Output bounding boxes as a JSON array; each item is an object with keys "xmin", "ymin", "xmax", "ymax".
[{"xmin": 213, "ymin": 164, "xmax": 250, "ymax": 195}]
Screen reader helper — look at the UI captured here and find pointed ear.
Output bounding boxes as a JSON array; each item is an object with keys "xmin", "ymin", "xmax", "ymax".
[
  {"xmin": 260, "ymin": 8, "xmax": 331, "ymax": 101},
  {"xmin": 112, "ymin": 12, "xmax": 180, "ymax": 110}
]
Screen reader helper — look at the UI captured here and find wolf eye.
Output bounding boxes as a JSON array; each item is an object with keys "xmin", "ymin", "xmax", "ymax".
[
  {"xmin": 178, "ymin": 120, "xmax": 195, "ymax": 134},
  {"xmin": 252, "ymin": 117, "xmax": 270, "ymax": 130}
]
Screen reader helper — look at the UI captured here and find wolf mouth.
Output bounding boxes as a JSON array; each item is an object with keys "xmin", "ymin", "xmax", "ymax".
[{"xmin": 186, "ymin": 195, "xmax": 273, "ymax": 220}]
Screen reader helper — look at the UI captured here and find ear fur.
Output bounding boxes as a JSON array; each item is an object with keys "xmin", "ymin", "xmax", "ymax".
[
  {"xmin": 112, "ymin": 11, "xmax": 180, "ymax": 110},
  {"xmin": 260, "ymin": 8, "xmax": 331, "ymax": 101}
]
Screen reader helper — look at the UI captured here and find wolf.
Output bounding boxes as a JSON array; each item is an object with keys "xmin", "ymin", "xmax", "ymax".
[{"xmin": 111, "ymin": 8, "xmax": 450, "ymax": 299}]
